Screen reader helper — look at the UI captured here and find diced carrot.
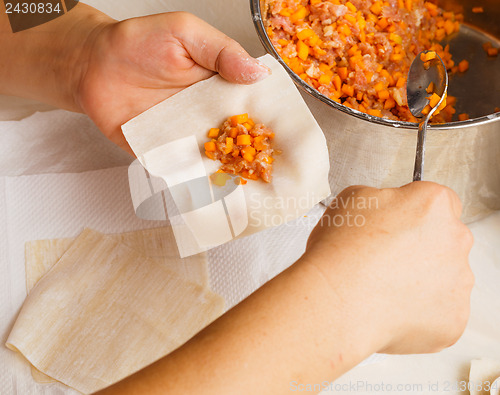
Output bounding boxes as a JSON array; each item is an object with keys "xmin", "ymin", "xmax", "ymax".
[
  {"xmin": 297, "ymin": 28, "xmax": 315, "ymax": 41},
  {"xmin": 241, "ymin": 146, "xmax": 256, "ymax": 157},
  {"xmin": 290, "ymin": 6, "xmax": 308, "ymax": 23},
  {"xmin": 487, "ymin": 47, "xmax": 499, "ymax": 57},
  {"xmin": 345, "ymin": 1, "xmax": 357, "ymax": 13},
  {"xmin": 319, "ymin": 63, "xmax": 332, "ymax": 73},
  {"xmin": 341, "ymin": 84, "xmax": 354, "ymax": 97},
  {"xmin": 204, "ymin": 141, "xmax": 216, "ymax": 152},
  {"xmin": 277, "ymin": 39, "xmax": 289, "ymax": 46},
  {"xmin": 224, "ymin": 137, "xmax": 234, "ymax": 154},
  {"xmin": 337, "ymin": 67, "xmax": 348, "ymax": 80},
  {"xmin": 207, "ymin": 128, "xmax": 220, "ymax": 138},
  {"xmin": 421, "ymin": 104, "xmax": 431, "ymax": 115},
  {"xmin": 420, "ymin": 51, "xmax": 436, "ymax": 62},
  {"xmin": 384, "ymin": 97, "xmax": 396, "ymax": 109},
  {"xmin": 367, "ymin": 109, "xmax": 383, "ymax": 117},
  {"xmin": 236, "ymin": 135, "xmax": 252, "ymax": 146},
  {"xmin": 318, "ymin": 74, "xmax": 332, "ymax": 85},
  {"xmin": 243, "ymin": 122, "xmax": 253, "ymax": 131},
  {"xmin": 230, "ymin": 114, "xmax": 248, "ymax": 126},
  {"xmin": 472, "ymin": 7, "xmax": 484, "ymax": 13},
  {"xmin": 458, "ymin": 59, "xmax": 469, "ymax": 72},
  {"xmin": 243, "ymin": 153, "xmax": 255, "ymax": 162},
  {"xmin": 333, "ymin": 74, "xmax": 342, "ymax": 91},
  {"xmin": 425, "ymin": 2, "xmax": 438, "ymax": 17},
  {"xmin": 229, "ymin": 127, "xmax": 238, "ymax": 139},
  {"xmin": 297, "ymin": 40, "xmax": 309, "ymax": 60},
  {"xmin": 373, "ymin": 81, "xmax": 385, "ymax": 92},
  {"xmin": 338, "ymin": 24, "xmax": 351, "ymax": 36},
  {"xmin": 253, "ymin": 136, "xmax": 266, "ymax": 151},
  {"xmin": 426, "ymin": 81, "xmax": 434, "ymax": 93},
  {"xmin": 344, "ymin": 14, "xmax": 357, "ymax": 25},
  {"xmin": 377, "ymin": 18, "xmax": 389, "ymax": 30},
  {"xmin": 428, "ymin": 93, "xmax": 441, "ymax": 108},
  {"xmin": 205, "ymin": 151, "xmax": 215, "ymax": 160},
  {"xmin": 390, "ymin": 53, "xmax": 403, "ymax": 61},
  {"xmin": 458, "ymin": 113, "xmax": 469, "ymax": 121},
  {"xmin": 378, "ymin": 89, "xmax": 390, "ymax": 100},
  {"xmin": 396, "ymin": 77, "xmax": 406, "ymax": 88},
  {"xmin": 370, "ymin": 1, "xmax": 382, "ymax": 15}
]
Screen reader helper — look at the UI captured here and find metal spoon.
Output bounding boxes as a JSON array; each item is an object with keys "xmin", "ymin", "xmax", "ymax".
[{"xmin": 407, "ymin": 50, "xmax": 448, "ymax": 181}]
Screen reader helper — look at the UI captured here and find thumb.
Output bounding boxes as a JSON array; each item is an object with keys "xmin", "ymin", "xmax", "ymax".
[
  {"xmin": 173, "ymin": 13, "xmax": 271, "ymax": 84},
  {"xmin": 215, "ymin": 44, "xmax": 272, "ymax": 84}
]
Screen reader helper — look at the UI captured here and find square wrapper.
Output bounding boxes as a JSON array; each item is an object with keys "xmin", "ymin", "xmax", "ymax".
[{"xmin": 122, "ymin": 54, "xmax": 331, "ymax": 249}]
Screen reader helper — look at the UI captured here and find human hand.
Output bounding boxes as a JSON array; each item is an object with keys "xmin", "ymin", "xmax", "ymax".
[
  {"xmin": 75, "ymin": 11, "xmax": 270, "ymax": 154},
  {"xmin": 304, "ymin": 181, "xmax": 474, "ymax": 355}
]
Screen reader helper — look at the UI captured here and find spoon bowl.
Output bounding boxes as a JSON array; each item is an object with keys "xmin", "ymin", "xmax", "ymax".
[{"xmin": 407, "ymin": 50, "xmax": 449, "ymax": 181}]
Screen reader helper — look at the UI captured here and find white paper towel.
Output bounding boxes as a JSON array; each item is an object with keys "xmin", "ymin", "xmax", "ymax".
[
  {"xmin": 0, "ymin": 163, "xmax": 327, "ymax": 394},
  {"xmin": 0, "ymin": 0, "xmax": 498, "ymax": 393}
]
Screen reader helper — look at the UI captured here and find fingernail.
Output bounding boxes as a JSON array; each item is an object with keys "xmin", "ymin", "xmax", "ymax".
[{"xmin": 241, "ymin": 58, "xmax": 272, "ymax": 83}]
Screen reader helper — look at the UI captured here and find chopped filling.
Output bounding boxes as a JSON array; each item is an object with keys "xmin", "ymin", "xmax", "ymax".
[
  {"xmin": 265, "ymin": 0, "xmax": 466, "ymax": 122},
  {"xmin": 204, "ymin": 114, "xmax": 276, "ymax": 183}
]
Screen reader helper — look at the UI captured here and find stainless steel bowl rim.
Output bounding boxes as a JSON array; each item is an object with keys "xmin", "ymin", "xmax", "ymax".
[{"xmin": 250, "ymin": 0, "xmax": 500, "ymax": 130}]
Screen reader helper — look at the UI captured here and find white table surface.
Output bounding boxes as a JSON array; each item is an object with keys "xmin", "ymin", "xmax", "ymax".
[{"xmin": 0, "ymin": 1, "xmax": 499, "ymax": 394}]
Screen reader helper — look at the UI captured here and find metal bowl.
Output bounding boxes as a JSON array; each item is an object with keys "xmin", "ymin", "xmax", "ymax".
[{"xmin": 250, "ymin": 0, "xmax": 500, "ymax": 222}]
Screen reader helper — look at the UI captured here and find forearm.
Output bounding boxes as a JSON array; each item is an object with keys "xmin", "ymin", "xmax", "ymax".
[
  {"xmin": 0, "ymin": 2, "xmax": 112, "ymax": 111},
  {"xmin": 96, "ymin": 255, "xmax": 378, "ymax": 395}
]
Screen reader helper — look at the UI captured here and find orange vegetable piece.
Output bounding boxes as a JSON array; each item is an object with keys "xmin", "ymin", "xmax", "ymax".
[
  {"xmin": 236, "ymin": 134, "xmax": 252, "ymax": 146},
  {"xmin": 458, "ymin": 59, "xmax": 469, "ymax": 72},
  {"xmin": 297, "ymin": 28, "xmax": 315, "ymax": 41},
  {"xmin": 229, "ymin": 127, "xmax": 238, "ymax": 138},
  {"xmin": 230, "ymin": 113, "xmax": 249, "ymax": 126},
  {"xmin": 426, "ymin": 81, "xmax": 434, "ymax": 93},
  {"xmin": 297, "ymin": 40, "xmax": 309, "ymax": 61},
  {"xmin": 367, "ymin": 109, "xmax": 383, "ymax": 117},
  {"xmin": 420, "ymin": 51, "xmax": 437, "ymax": 62},
  {"xmin": 207, "ymin": 128, "xmax": 220, "ymax": 138},
  {"xmin": 204, "ymin": 141, "xmax": 216, "ymax": 152},
  {"xmin": 345, "ymin": 1, "xmax": 357, "ymax": 13},
  {"xmin": 428, "ymin": 93, "xmax": 441, "ymax": 108},
  {"xmin": 341, "ymin": 84, "xmax": 354, "ymax": 97},
  {"xmin": 224, "ymin": 137, "xmax": 234, "ymax": 154},
  {"xmin": 337, "ymin": 67, "xmax": 348, "ymax": 80}
]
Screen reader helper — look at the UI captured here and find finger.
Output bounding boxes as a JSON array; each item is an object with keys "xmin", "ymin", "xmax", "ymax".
[{"xmin": 172, "ymin": 13, "xmax": 271, "ymax": 84}]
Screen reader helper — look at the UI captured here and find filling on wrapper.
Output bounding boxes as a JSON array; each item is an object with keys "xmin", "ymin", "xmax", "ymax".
[
  {"xmin": 121, "ymin": 54, "xmax": 331, "ymax": 242},
  {"xmin": 204, "ymin": 113, "xmax": 277, "ymax": 183},
  {"xmin": 265, "ymin": 0, "xmax": 468, "ymax": 122}
]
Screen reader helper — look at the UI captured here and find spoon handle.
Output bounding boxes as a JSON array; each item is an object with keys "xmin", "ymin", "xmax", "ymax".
[{"xmin": 413, "ymin": 118, "xmax": 428, "ymax": 181}]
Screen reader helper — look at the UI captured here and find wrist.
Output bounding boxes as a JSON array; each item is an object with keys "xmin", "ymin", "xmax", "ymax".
[
  {"xmin": 53, "ymin": 4, "xmax": 115, "ymax": 112},
  {"xmin": 297, "ymin": 249, "xmax": 391, "ymax": 357}
]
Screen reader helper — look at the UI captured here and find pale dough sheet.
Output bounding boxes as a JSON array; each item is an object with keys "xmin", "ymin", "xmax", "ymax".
[
  {"xmin": 7, "ymin": 228, "xmax": 225, "ymax": 394},
  {"xmin": 25, "ymin": 226, "xmax": 210, "ymax": 292},
  {"xmin": 469, "ymin": 359, "xmax": 500, "ymax": 395},
  {"xmin": 121, "ymin": 54, "xmax": 331, "ymax": 241},
  {"xmin": 23, "ymin": 226, "xmax": 211, "ymax": 385}
]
